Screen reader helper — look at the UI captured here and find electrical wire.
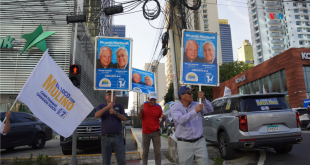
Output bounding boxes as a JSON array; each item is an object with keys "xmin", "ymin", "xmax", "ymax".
[{"xmin": 143, "ymin": 0, "xmax": 161, "ymax": 20}]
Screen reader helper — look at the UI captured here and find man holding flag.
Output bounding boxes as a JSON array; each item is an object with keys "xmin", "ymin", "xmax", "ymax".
[
  {"xmin": 95, "ymin": 90, "xmax": 127, "ymax": 165},
  {"xmin": 0, "ymin": 111, "xmax": 12, "ymax": 135}
]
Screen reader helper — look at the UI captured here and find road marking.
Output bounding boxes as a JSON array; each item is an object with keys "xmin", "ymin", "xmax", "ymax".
[{"xmin": 258, "ymin": 150, "xmax": 266, "ymax": 165}]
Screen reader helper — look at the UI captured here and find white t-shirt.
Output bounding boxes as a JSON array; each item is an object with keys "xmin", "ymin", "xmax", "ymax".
[{"xmin": 0, "ymin": 121, "xmax": 7, "ymax": 135}]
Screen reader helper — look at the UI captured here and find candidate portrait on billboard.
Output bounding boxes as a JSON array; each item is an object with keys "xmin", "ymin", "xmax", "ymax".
[
  {"xmin": 95, "ymin": 37, "xmax": 132, "ymax": 90},
  {"xmin": 131, "ymin": 68, "xmax": 155, "ymax": 94},
  {"xmin": 181, "ymin": 30, "xmax": 218, "ymax": 86}
]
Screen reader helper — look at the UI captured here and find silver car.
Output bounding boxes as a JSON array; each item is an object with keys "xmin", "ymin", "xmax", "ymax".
[{"xmin": 202, "ymin": 93, "xmax": 303, "ymax": 160}]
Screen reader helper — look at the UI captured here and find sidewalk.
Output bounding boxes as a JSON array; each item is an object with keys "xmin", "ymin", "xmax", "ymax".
[{"xmin": 128, "ymin": 128, "xmax": 218, "ymax": 165}]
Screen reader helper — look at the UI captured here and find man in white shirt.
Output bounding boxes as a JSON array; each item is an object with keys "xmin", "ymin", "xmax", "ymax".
[{"xmin": 0, "ymin": 111, "xmax": 12, "ymax": 135}]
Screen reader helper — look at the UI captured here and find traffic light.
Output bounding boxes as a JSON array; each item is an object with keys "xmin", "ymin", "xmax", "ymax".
[{"xmin": 69, "ymin": 64, "xmax": 81, "ymax": 88}]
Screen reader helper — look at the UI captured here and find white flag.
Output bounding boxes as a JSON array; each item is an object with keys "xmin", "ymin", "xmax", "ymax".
[
  {"xmin": 263, "ymin": 85, "xmax": 267, "ymax": 94},
  {"xmin": 223, "ymin": 86, "xmax": 231, "ymax": 96},
  {"xmin": 17, "ymin": 50, "xmax": 93, "ymax": 138}
]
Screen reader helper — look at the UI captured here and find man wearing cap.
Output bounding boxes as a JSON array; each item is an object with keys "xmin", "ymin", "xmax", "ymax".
[
  {"xmin": 171, "ymin": 86, "xmax": 214, "ymax": 165},
  {"xmin": 95, "ymin": 90, "xmax": 127, "ymax": 165},
  {"xmin": 138, "ymin": 92, "xmax": 165, "ymax": 165}
]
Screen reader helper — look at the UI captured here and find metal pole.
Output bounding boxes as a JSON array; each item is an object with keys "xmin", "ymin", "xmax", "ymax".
[
  {"xmin": 199, "ymin": 85, "xmax": 201, "ymax": 104},
  {"xmin": 72, "ymin": 23, "xmax": 78, "ymax": 65},
  {"xmin": 169, "ymin": 29, "xmax": 179, "ymax": 102}
]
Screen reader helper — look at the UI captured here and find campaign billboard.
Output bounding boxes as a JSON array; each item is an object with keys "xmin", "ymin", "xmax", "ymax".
[
  {"xmin": 131, "ymin": 68, "xmax": 156, "ymax": 94},
  {"xmin": 180, "ymin": 30, "xmax": 219, "ymax": 86},
  {"xmin": 94, "ymin": 37, "xmax": 132, "ymax": 91},
  {"xmin": 303, "ymin": 98, "xmax": 310, "ymax": 108}
]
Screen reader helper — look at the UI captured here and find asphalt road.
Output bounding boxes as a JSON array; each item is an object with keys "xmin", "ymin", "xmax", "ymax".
[
  {"xmin": 263, "ymin": 130, "xmax": 310, "ymax": 165},
  {"xmin": 1, "ymin": 128, "xmax": 137, "ymax": 159}
]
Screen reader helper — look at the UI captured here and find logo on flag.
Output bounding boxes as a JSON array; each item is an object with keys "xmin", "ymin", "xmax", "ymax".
[
  {"xmin": 223, "ymin": 86, "xmax": 231, "ymax": 96},
  {"xmin": 16, "ymin": 50, "xmax": 93, "ymax": 138}
]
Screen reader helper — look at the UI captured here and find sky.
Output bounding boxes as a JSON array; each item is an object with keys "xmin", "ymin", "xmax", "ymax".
[{"xmin": 113, "ymin": 0, "xmax": 252, "ymax": 110}]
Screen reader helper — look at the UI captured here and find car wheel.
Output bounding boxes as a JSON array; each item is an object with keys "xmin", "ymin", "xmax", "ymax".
[
  {"xmin": 274, "ymin": 145, "xmax": 293, "ymax": 154},
  {"xmin": 62, "ymin": 148, "xmax": 72, "ymax": 155},
  {"xmin": 218, "ymin": 132, "xmax": 236, "ymax": 160},
  {"xmin": 32, "ymin": 133, "xmax": 46, "ymax": 149},
  {"xmin": 5, "ymin": 147, "xmax": 15, "ymax": 150}
]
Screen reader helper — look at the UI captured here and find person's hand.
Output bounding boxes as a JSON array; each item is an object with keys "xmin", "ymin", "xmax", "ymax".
[
  {"xmin": 197, "ymin": 91, "xmax": 205, "ymax": 101},
  {"xmin": 106, "ymin": 102, "xmax": 115, "ymax": 109},
  {"xmin": 140, "ymin": 104, "xmax": 144, "ymax": 113},
  {"xmin": 5, "ymin": 111, "xmax": 11, "ymax": 119},
  {"xmin": 160, "ymin": 114, "xmax": 166, "ymax": 121},
  {"xmin": 195, "ymin": 104, "xmax": 203, "ymax": 113},
  {"xmin": 109, "ymin": 108, "xmax": 116, "ymax": 114}
]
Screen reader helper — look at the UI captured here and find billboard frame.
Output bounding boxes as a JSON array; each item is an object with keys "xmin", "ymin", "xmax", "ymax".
[
  {"xmin": 180, "ymin": 29, "xmax": 220, "ymax": 87},
  {"xmin": 130, "ymin": 67, "xmax": 157, "ymax": 95},
  {"xmin": 93, "ymin": 36, "xmax": 133, "ymax": 91}
]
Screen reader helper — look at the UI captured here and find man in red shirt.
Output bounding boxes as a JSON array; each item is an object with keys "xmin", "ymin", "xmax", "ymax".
[{"xmin": 138, "ymin": 92, "xmax": 165, "ymax": 165}]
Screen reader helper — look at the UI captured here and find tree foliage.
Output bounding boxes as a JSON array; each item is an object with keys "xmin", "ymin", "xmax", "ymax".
[{"xmin": 163, "ymin": 61, "xmax": 253, "ymax": 103}]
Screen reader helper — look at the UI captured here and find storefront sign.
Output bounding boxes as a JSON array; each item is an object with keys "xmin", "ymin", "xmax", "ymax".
[
  {"xmin": 301, "ymin": 52, "xmax": 310, "ymax": 60},
  {"xmin": 0, "ymin": 36, "xmax": 15, "ymax": 48},
  {"xmin": 235, "ymin": 75, "xmax": 246, "ymax": 84}
]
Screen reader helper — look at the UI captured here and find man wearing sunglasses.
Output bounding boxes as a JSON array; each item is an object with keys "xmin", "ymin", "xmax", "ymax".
[{"xmin": 171, "ymin": 86, "xmax": 214, "ymax": 165}]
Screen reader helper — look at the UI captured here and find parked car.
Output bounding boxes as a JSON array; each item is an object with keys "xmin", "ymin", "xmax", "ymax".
[
  {"xmin": 0, "ymin": 112, "xmax": 53, "ymax": 150},
  {"xmin": 202, "ymin": 93, "xmax": 303, "ymax": 160},
  {"xmin": 292, "ymin": 108, "xmax": 310, "ymax": 128},
  {"xmin": 60, "ymin": 110, "xmax": 126, "ymax": 155}
]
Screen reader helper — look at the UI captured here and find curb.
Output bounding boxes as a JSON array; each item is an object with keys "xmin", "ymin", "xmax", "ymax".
[{"xmin": 130, "ymin": 128, "xmax": 143, "ymax": 159}]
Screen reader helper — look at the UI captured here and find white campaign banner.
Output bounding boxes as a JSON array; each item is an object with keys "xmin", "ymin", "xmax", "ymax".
[{"xmin": 16, "ymin": 50, "xmax": 93, "ymax": 138}]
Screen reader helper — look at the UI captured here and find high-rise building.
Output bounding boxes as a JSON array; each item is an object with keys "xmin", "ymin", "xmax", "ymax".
[
  {"xmin": 219, "ymin": 19, "xmax": 234, "ymax": 63},
  {"xmin": 248, "ymin": 0, "xmax": 310, "ymax": 66},
  {"xmin": 112, "ymin": 25, "xmax": 126, "ymax": 37},
  {"xmin": 238, "ymin": 40, "xmax": 254, "ymax": 65},
  {"xmin": 99, "ymin": 0, "xmax": 113, "ymax": 37}
]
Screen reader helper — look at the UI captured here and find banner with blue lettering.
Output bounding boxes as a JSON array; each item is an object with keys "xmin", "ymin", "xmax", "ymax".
[
  {"xmin": 131, "ymin": 68, "xmax": 156, "ymax": 94},
  {"xmin": 181, "ymin": 30, "xmax": 218, "ymax": 86},
  {"xmin": 94, "ymin": 37, "xmax": 132, "ymax": 90}
]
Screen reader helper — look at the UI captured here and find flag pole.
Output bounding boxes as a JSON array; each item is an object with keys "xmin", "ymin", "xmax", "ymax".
[
  {"xmin": 111, "ymin": 90, "xmax": 114, "ymax": 102},
  {"xmin": 199, "ymin": 85, "xmax": 202, "ymax": 104},
  {"xmin": 0, "ymin": 98, "xmax": 18, "ymax": 128}
]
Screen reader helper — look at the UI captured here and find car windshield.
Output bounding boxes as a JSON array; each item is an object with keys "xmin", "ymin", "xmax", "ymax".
[
  {"xmin": 240, "ymin": 96, "xmax": 291, "ymax": 112},
  {"xmin": 87, "ymin": 109, "xmax": 96, "ymax": 117}
]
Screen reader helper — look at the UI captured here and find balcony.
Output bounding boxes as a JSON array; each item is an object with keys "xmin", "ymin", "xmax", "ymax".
[
  {"xmin": 265, "ymin": 2, "xmax": 277, "ymax": 7},
  {"xmin": 253, "ymin": 18, "xmax": 258, "ymax": 22},
  {"xmin": 270, "ymin": 32, "xmax": 282, "ymax": 37},
  {"xmin": 272, "ymin": 46, "xmax": 285, "ymax": 50},
  {"xmin": 252, "ymin": 12, "xmax": 257, "ymax": 16},
  {"xmin": 256, "ymin": 36, "xmax": 260, "ymax": 40},
  {"xmin": 268, "ymin": 20, "xmax": 281, "ymax": 25},
  {"xmin": 257, "ymin": 55, "xmax": 262, "ymax": 59},
  {"xmin": 256, "ymin": 42, "xmax": 261, "ymax": 46},
  {"xmin": 254, "ymin": 23, "xmax": 258, "ymax": 28},
  {"xmin": 252, "ymin": 6, "xmax": 256, "ymax": 11},
  {"xmin": 255, "ymin": 30, "xmax": 259, "ymax": 34},
  {"xmin": 257, "ymin": 49, "xmax": 262, "ymax": 53},
  {"xmin": 266, "ymin": 8, "xmax": 279, "ymax": 13},
  {"xmin": 271, "ymin": 39, "xmax": 284, "ymax": 44},
  {"xmin": 251, "ymin": 0, "xmax": 255, "ymax": 5},
  {"xmin": 269, "ymin": 26, "xmax": 282, "ymax": 31}
]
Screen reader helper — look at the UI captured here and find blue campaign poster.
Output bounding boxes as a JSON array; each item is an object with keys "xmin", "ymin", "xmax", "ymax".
[
  {"xmin": 95, "ymin": 37, "xmax": 132, "ymax": 90},
  {"xmin": 181, "ymin": 30, "xmax": 218, "ymax": 86},
  {"xmin": 303, "ymin": 99, "xmax": 310, "ymax": 108},
  {"xmin": 131, "ymin": 68, "xmax": 155, "ymax": 94}
]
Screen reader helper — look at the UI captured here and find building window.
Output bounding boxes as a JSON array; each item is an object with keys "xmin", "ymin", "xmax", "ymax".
[
  {"xmin": 245, "ymin": 83, "xmax": 251, "ymax": 94},
  {"xmin": 271, "ymin": 72, "xmax": 281, "ymax": 92},
  {"xmin": 239, "ymin": 86, "xmax": 243, "ymax": 95},
  {"xmin": 254, "ymin": 21, "xmax": 258, "ymax": 25},
  {"xmin": 305, "ymin": 16, "xmax": 309, "ymax": 20},
  {"xmin": 282, "ymin": 70, "xmax": 287, "ymax": 92},
  {"xmin": 295, "ymin": 15, "xmax": 300, "ymax": 19},
  {"xmin": 298, "ymin": 34, "xmax": 303, "ymax": 38},
  {"xmin": 259, "ymin": 58, "xmax": 263, "ymax": 63},
  {"xmin": 300, "ymin": 41, "xmax": 304, "ymax": 45},
  {"xmin": 303, "ymin": 4, "xmax": 307, "ymax": 7},
  {"xmin": 296, "ymin": 21, "xmax": 300, "ymax": 25},
  {"xmin": 257, "ymin": 46, "xmax": 261, "ymax": 50},
  {"xmin": 308, "ymin": 35, "xmax": 310, "ymax": 39},
  {"xmin": 306, "ymin": 22, "xmax": 310, "ymax": 26},
  {"xmin": 297, "ymin": 28, "xmax": 302, "ymax": 32},
  {"xmin": 294, "ymin": 9, "xmax": 298, "ymax": 13},
  {"xmin": 293, "ymin": 3, "xmax": 297, "ymax": 6},
  {"xmin": 204, "ymin": 15, "xmax": 207, "ymax": 19},
  {"xmin": 261, "ymin": 76, "xmax": 269, "ymax": 93},
  {"xmin": 253, "ymin": 80, "xmax": 259, "ymax": 93},
  {"xmin": 203, "ymin": 5, "xmax": 207, "ymax": 9},
  {"xmin": 304, "ymin": 10, "xmax": 308, "ymax": 13},
  {"xmin": 203, "ymin": 10, "xmax": 207, "ymax": 13},
  {"xmin": 204, "ymin": 20, "xmax": 208, "ymax": 24},
  {"xmin": 303, "ymin": 66, "xmax": 310, "ymax": 90}
]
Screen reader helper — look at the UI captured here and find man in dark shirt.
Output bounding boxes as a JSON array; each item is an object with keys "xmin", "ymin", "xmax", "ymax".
[{"xmin": 95, "ymin": 90, "xmax": 127, "ymax": 165}]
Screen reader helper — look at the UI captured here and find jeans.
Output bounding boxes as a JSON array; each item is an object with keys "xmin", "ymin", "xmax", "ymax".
[
  {"xmin": 142, "ymin": 131, "xmax": 161, "ymax": 165},
  {"xmin": 101, "ymin": 134, "xmax": 126, "ymax": 165}
]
